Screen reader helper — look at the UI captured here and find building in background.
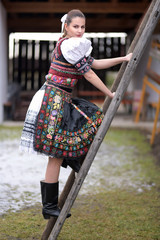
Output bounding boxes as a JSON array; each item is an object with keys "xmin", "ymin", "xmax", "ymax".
[{"xmin": 1, "ymin": 0, "xmax": 159, "ymax": 123}]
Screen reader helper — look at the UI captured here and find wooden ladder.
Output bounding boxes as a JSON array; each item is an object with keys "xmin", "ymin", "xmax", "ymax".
[{"xmin": 41, "ymin": 1, "xmax": 160, "ymax": 239}]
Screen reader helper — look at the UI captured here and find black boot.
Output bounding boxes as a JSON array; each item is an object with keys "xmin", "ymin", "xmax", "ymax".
[{"xmin": 40, "ymin": 181, "xmax": 71, "ymax": 219}]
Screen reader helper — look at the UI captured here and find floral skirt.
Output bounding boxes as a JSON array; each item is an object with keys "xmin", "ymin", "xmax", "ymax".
[{"xmin": 20, "ymin": 82, "xmax": 104, "ymax": 170}]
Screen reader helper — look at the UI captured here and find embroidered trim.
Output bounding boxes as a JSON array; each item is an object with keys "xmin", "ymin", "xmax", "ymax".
[
  {"xmin": 46, "ymin": 81, "xmax": 72, "ymax": 93},
  {"xmin": 45, "ymin": 74, "xmax": 78, "ymax": 88},
  {"xmin": 74, "ymin": 56, "xmax": 94, "ymax": 74},
  {"xmin": 50, "ymin": 65, "xmax": 82, "ymax": 76},
  {"xmin": 34, "ymin": 85, "xmax": 104, "ymax": 159}
]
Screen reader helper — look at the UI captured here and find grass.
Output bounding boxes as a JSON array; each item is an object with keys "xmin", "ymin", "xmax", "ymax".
[
  {"xmin": 106, "ymin": 128, "xmax": 160, "ymax": 185},
  {"xmin": 62, "ymin": 189, "xmax": 160, "ymax": 240},
  {"xmin": 0, "ymin": 125, "xmax": 22, "ymax": 141},
  {"xmin": 0, "ymin": 127, "xmax": 160, "ymax": 240},
  {"xmin": 0, "ymin": 189, "xmax": 159, "ymax": 240}
]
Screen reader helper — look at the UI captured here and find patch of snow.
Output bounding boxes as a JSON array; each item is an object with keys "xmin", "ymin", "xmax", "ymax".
[{"xmin": 0, "ymin": 139, "xmax": 155, "ymax": 215}]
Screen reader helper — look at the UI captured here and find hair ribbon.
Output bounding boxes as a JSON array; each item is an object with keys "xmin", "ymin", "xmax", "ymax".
[{"xmin": 61, "ymin": 14, "xmax": 67, "ymax": 33}]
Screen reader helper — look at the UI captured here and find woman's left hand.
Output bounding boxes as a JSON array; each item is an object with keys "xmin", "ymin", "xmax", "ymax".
[
  {"xmin": 125, "ymin": 53, "xmax": 133, "ymax": 62},
  {"xmin": 112, "ymin": 92, "xmax": 116, "ymax": 98}
]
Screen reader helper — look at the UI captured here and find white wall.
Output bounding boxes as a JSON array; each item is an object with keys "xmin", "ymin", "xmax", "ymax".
[
  {"xmin": 0, "ymin": 2, "xmax": 8, "ymax": 123},
  {"xmin": 131, "ymin": 36, "xmax": 152, "ymax": 91},
  {"xmin": 131, "ymin": 34, "xmax": 160, "ymax": 103},
  {"xmin": 147, "ymin": 34, "xmax": 160, "ymax": 103}
]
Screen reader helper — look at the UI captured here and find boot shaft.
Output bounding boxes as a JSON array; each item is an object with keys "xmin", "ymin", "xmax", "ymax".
[{"xmin": 40, "ymin": 181, "xmax": 59, "ymax": 205}]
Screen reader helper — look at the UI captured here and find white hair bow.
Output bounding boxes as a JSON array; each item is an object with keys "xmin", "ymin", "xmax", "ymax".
[{"xmin": 61, "ymin": 14, "xmax": 67, "ymax": 34}]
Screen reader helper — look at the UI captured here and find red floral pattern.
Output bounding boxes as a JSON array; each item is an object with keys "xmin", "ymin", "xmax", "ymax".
[{"xmin": 34, "ymin": 85, "xmax": 103, "ymax": 159}]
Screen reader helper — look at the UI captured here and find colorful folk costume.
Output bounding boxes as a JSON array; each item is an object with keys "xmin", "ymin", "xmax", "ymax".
[{"xmin": 20, "ymin": 37, "xmax": 104, "ymax": 172}]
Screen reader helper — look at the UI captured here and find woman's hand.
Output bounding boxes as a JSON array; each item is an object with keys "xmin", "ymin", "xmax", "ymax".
[
  {"xmin": 111, "ymin": 92, "xmax": 115, "ymax": 98},
  {"xmin": 124, "ymin": 53, "xmax": 133, "ymax": 62}
]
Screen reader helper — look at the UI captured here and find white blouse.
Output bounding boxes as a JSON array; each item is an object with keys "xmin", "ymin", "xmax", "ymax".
[{"xmin": 61, "ymin": 37, "xmax": 94, "ymax": 74}]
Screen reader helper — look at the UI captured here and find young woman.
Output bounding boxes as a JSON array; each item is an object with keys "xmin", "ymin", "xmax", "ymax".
[{"xmin": 20, "ymin": 9, "xmax": 132, "ymax": 220}]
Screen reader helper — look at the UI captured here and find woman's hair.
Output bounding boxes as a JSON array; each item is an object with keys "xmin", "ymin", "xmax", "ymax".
[{"xmin": 62, "ymin": 9, "xmax": 85, "ymax": 37}]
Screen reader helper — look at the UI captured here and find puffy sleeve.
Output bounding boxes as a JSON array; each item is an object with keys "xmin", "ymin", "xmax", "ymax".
[{"xmin": 61, "ymin": 37, "xmax": 94, "ymax": 74}]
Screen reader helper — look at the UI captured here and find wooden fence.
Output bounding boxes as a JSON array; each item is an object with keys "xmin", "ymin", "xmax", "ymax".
[
  {"xmin": 10, "ymin": 36, "xmax": 127, "ymax": 93},
  {"xmin": 7, "ymin": 35, "xmax": 127, "ymax": 120}
]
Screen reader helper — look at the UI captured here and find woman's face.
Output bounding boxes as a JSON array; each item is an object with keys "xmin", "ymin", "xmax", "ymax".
[{"xmin": 65, "ymin": 17, "xmax": 85, "ymax": 38}]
